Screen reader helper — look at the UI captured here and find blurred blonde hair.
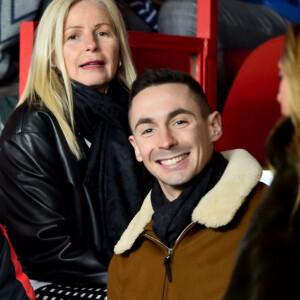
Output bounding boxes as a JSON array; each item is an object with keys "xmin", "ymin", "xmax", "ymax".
[
  {"xmin": 19, "ymin": 0, "xmax": 136, "ymax": 159},
  {"xmin": 280, "ymin": 23, "xmax": 300, "ymax": 219}
]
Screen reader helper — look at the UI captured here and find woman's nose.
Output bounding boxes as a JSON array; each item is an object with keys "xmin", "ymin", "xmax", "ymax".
[{"xmin": 85, "ymin": 34, "xmax": 98, "ymax": 51}]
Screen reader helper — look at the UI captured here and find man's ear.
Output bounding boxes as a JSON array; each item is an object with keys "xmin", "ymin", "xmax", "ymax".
[
  {"xmin": 208, "ymin": 111, "xmax": 222, "ymax": 142},
  {"xmin": 129, "ymin": 135, "xmax": 143, "ymax": 162}
]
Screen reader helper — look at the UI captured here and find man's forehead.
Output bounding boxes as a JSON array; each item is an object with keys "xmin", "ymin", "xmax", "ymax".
[{"xmin": 129, "ymin": 83, "xmax": 205, "ymax": 128}]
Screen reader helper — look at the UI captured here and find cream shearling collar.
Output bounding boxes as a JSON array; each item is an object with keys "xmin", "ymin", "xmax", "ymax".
[{"xmin": 114, "ymin": 149, "xmax": 262, "ymax": 254}]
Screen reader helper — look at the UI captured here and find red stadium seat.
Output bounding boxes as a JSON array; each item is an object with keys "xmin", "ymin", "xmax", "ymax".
[{"xmin": 215, "ymin": 35, "xmax": 285, "ymax": 166}]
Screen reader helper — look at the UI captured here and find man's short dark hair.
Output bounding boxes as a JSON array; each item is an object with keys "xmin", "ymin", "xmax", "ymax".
[{"xmin": 129, "ymin": 68, "xmax": 211, "ymax": 118}]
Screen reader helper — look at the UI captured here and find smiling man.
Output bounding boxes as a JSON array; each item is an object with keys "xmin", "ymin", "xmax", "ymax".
[{"xmin": 107, "ymin": 68, "xmax": 267, "ymax": 300}]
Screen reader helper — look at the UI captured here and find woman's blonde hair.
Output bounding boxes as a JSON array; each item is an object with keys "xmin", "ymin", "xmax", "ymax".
[
  {"xmin": 20, "ymin": 0, "xmax": 136, "ymax": 159},
  {"xmin": 280, "ymin": 23, "xmax": 300, "ymax": 219}
]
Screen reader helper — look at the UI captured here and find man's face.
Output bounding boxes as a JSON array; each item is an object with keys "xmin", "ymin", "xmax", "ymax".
[{"xmin": 129, "ymin": 83, "xmax": 222, "ymax": 200}]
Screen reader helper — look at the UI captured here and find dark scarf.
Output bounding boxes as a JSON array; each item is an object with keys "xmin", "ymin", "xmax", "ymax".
[
  {"xmin": 72, "ymin": 78, "xmax": 151, "ymax": 258},
  {"xmin": 151, "ymin": 151, "xmax": 228, "ymax": 248}
]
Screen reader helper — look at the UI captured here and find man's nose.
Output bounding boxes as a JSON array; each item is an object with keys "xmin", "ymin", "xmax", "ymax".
[{"xmin": 158, "ymin": 128, "xmax": 177, "ymax": 149}]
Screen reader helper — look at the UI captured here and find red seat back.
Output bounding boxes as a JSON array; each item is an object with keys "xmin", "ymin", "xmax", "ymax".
[{"xmin": 215, "ymin": 36, "xmax": 285, "ymax": 166}]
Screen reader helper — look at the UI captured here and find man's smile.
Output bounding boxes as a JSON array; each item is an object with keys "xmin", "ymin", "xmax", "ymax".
[{"xmin": 158, "ymin": 153, "xmax": 189, "ymax": 166}]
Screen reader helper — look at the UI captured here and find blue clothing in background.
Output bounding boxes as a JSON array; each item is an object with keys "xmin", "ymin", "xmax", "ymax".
[
  {"xmin": 120, "ymin": 0, "xmax": 159, "ymax": 31},
  {"xmin": 244, "ymin": 0, "xmax": 300, "ymax": 23}
]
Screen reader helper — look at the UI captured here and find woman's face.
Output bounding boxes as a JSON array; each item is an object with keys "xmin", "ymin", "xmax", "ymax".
[
  {"xmin": 62, "ymin": 1, "xmax": 120, "ymax": 92},
  {"xmin": 277, "ymin": 62, "xmax": 291, "ymax": 117}
]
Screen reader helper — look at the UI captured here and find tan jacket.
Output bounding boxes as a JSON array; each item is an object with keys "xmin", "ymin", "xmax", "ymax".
[{"xmin": 108, "ymin": 149, "xmax": 267, "ymax": 300}]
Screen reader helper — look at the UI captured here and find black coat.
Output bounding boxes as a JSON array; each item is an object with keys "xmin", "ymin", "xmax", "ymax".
[
  {"xmin": 223, "ymin": 118, "xmax": 300, "ymax": 300},
  {"xmin": 0, "ymin": 81, "xmax": 152, "ymax": 286}
]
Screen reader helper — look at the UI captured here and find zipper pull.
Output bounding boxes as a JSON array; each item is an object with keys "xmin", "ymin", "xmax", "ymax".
[{"xmin": 164, "ymin": 253, "xmax": 172, "ymax": 282}]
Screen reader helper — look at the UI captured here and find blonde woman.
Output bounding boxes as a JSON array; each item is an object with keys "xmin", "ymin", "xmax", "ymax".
[
  {"xmin": 223, "ymin": 23, "xmax": 300, "ymax": 299},
  {"xmin": 0, "ymin": 0, "xmax": 151, "ymax": 298}
]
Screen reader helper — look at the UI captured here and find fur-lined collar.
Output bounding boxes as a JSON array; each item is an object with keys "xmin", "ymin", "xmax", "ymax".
[{"xmin": 114, "ymin": 149, "xmax": 262, "ymax": 254}]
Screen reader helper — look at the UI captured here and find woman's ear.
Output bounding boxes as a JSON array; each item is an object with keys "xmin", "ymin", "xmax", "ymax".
[{"xmin": 208, "ymin": 111, "xmax": 222, "ymax": 142}]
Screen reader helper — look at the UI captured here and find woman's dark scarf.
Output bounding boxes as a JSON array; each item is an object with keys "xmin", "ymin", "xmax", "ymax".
[
  {"xmin": 151, "ymin": 151, "xmax": 228, "ymax": 248},
  {"xmin": 72, "ymin": 78, "xmax": 152, "ymax": 259}
]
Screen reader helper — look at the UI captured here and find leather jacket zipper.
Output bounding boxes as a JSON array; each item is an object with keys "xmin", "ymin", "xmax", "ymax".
[{"xmin": 144, "ymin": 222, "xmax": 196, "ymax": 283}]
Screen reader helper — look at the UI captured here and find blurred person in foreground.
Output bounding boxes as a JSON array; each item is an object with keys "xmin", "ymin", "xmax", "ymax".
[{"xmin": 223, "ymin": 22, "xmax": 300, "ymax": 300}]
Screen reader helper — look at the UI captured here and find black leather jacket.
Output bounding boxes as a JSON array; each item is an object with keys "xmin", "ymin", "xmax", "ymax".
[{"xmin": 0, "ymin": 102, "xmax": 108, "ymax": 286}]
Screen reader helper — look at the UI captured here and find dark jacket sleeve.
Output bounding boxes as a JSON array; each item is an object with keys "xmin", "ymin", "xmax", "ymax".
[{"xmin": 0, "ymin": 106, "xmax": 108, "ymax": 286}]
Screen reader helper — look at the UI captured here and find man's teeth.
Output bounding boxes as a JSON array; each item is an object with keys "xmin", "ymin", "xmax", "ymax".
[{"xmin": 160, "ymin": 154, "xmax": 188, "ymax": 166}]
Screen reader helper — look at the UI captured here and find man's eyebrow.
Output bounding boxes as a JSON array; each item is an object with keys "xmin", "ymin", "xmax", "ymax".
[
  {"xmin": 134, "ymin": 118, "xmax": 154, "ymax": 131},
  {"xmin": 168, "ymin": 108, "xmax": 195, "ymax": 119}
]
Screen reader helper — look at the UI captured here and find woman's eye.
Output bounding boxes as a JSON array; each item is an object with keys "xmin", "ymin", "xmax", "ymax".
[
  {"xmin": 97, "ymin": 31, "xmax": 108, "ymax": 37},
  {"xmin": 68, "ymin": 34, "xmax": 79, "ymax": 40}
]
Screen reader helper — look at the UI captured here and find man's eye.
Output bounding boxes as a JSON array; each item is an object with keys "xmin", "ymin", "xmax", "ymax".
[
  {"xmin": 175, "ymin": 120, "xmax": 186, "ymax": 125},
  {"xmin": 142, "ymin": 128, "xmax": 153, "ymax": 135}
]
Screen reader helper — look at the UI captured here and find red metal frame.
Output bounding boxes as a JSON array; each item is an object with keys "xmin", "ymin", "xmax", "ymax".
[
  {"xmin": 19, "ymin": 21, "xmax": 38, "ymax": 100},
  {"xmin": 127, "ymin": 31, "xmax": 205, "ymax": 92},
  {"xmin": 197, "ymin": 0, "xmax": 218, "ymax": 107},
  {"xmin": 19, "ymin": 0, "xmax": 217, "ymax": 110}
]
